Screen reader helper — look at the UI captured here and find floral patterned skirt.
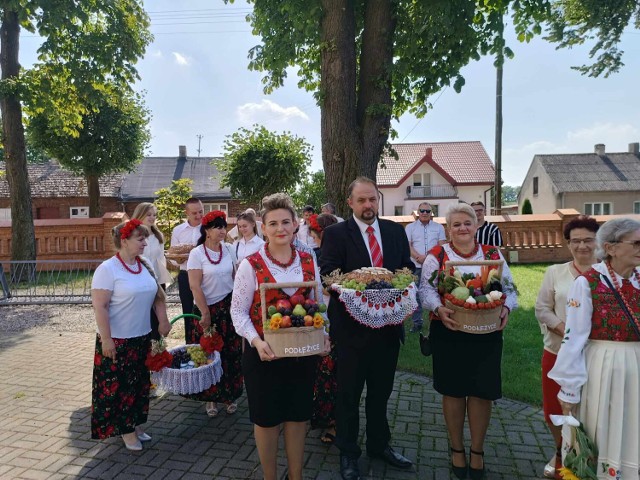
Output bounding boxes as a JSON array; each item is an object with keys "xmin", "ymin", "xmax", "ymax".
[
  {"xmin": 184, "ymin": 294, "xmax": 243, "ymax": 403},
  {"xmin": 91, "ymin": 334, "xmax": 150, "ymax": 439},
  {"xmin": 311, "ymin": 344, "xmax": 337, "ymax": 429}
]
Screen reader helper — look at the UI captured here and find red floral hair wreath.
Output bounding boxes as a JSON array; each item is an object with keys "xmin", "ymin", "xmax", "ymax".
[
  {"xmin": 308, "ymin": 214, "xmax": 322, "ymax": 235},
  {"xmin": 202, "ymin": 210, "xmax": 226, "ymax": 225},
  {"xmin": 120, "ymin": 219, "xmax": 143, "ymax": 240}
]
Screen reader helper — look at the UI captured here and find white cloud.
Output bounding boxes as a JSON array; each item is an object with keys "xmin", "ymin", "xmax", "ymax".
[
  {"xmin": 236, "ymin": 99, "xmax": 310, "ymax": 125},
  {"xmin": 172, "ymin": 52, "xmax": 190, "ymax": 66},
  {"xmin": 503, "ymin": 122, "xmax": 640, "ymax": 186},
  {"xmin": 150, "ymin": 49, "xmax": 163, "ymax": 59}
]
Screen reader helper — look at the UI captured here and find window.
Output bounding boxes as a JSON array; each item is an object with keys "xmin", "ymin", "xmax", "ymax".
[
  {"xmin": 634, "ymin": 201, "xmax": 640, "ymax": 214},
  {"xmin": 412, "ymin": 173, "xmax": 431, "ymax": 186},
  {"xmin": 203, "ymin": 203, "xmax": 228, "ymax": 214},
  {"xmin": 430, "ymin": 205, "xmax": 439, "ymax": 217},
  {"xmin": 394, "ymin": 206, "xmax": 403, "ymax": 216},
  {"xmin": 0, "ymin": 208, "xmax": 10, "ymax": 221},
  {"xmin": 533, "ymin": 177, "xmax": 538, "ymax": 196},
  {"xmin": 70, "ymin": 206, "xmax": 89, "ymax": 218},
  {"xmin": 584, "ymin": 202, "xmax": 612, "ymax": 216}
]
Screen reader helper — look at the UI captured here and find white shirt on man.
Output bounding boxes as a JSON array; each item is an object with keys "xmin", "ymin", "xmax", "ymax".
[
  {"xmin": 405, "ymin": 219, "xmax": 447, "ymax": 268},
  {"xmin": 91, "ymin": 256, "xmax": 157, "ymax": 338},
  {"xmin": 297, "ymin": 222, "xmax": 318, "ymax": 248},
  {"xmin": 170, "ymin": 221, "xmax": 201, "ymax": 270},
  {"xmin": 352, "ymin": 216, "xmax": 383, "ymax": 265},
  {"xmin": 186, "ymin": 243, "xmax": 236, "ymax": 305}
]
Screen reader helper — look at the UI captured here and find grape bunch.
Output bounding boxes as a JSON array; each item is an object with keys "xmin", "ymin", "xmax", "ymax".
[
  {"xmin": 342, "ymin": 279, "xmax": 366, "ymax": 290},
  {"xmin": 171, "ymin": 348, "xmax": 190, "ymax": 369},
  {"xmin": 391, "ymin": 272, "xmax": 415, "ymax": 290},
  {"xmin": 365, "ymin": 280, "xmax": 394, "ymax": 289},
  {"xmin": 291, "ymin": 315, "xmax": 305, "ymax": 327},
  {"xmin": 186, "ymin": 346, "xmax": 209, "ymax": 367}
]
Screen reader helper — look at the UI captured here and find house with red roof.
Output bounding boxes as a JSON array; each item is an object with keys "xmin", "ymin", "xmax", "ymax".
[{"xmin": 377, "ymin": 141, "xmax": 496, "ymax": 216}]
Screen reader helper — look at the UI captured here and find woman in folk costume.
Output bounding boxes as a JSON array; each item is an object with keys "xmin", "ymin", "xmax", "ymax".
[{"xmin": 231, "ymin": 193, "xmax": 329, "ymax": 480}]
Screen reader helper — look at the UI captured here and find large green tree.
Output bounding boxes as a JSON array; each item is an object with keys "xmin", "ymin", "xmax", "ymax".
[
  {"xmin": 229, "ymin": 0, "xmax": 548, "ymax": 216},
  {"xmin": 0, "ymin": 0, "xmax": 151, "ymax": 262},
  {"xmin": 291, "ymin": 170, "xmax": 327, "ymax": 212},
  {"xmin": 545, "ymin": 0, "xmax": 640, "ymax": 77},
  {"xmin": 217, "ymin": 125, "xmax": 312, "ymax": 205},
  {"xmin": 155, "ymin": 178, "xmax": 194, "ymax": 248},
  {"xmin": 28, "ymin": 86, "xmax": 151, "ymax": 217}
]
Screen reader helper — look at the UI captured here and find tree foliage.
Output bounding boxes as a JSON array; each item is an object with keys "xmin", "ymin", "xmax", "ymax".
[
  {"xmin": 291, "ymin": 170, "xmax": 327, "ymax": 211},
  {"xmin": 522, "ymin": 198, "xmax": 533, "ymax": 214},
  {"xmin": 502, "ymin": 185, "xmax": 521, "ymax": 204},
  {"xmin": 154, "ymin": 178, "xmax": 194, "ymax": 248},
  {"xmin": 217, "ymin": 125, "xmax": 312, "ymax": 205},
  {"xmin": 0, "ymin": 0, "xmax": 151, "ymax": 262},
  {"xmin": 28, "ymin": 85, "xmax": 151, "ymax": 217},
  {"xmin": 227, "ymin": 0, "xmax": 549, "ymax": 216},
  {"xmin": 544, "ymin": 0, "xmax": 640, "ymax": 77}
]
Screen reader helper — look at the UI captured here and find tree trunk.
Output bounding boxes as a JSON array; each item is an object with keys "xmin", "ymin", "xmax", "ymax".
[
  {"xmin": 357, "ymin": 0, "xmax": 396, "ymax": 181},
  {"xmin": 320, "ymin": 0, "xmax": 361, "ymax": 219},
  {"xmin": 87, "ymin": 174, "xmax": 102, "ymax": 217},
  {"xmin": 1, "ymin": 8, "xmax": 37, "ymax": 267}
]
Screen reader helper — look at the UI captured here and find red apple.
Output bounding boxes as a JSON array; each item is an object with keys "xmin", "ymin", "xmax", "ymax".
[
  {"xmin": 304, "ymin": 298, "xmax": 317, "ymax": 309},
  {"xmin": 289, "ymin": 294, "xmax": 305, "ymax": 307},
  {"xmin": 303, "ymin": 315, "xmax": 313, "ymax": 326},
  {"xmin": 281, "ymin": 315, "xmax": 292, "ymax": 328},
  {"xmin": 276, "ymin": 299, "xmax": 292, "ymax": 314}
]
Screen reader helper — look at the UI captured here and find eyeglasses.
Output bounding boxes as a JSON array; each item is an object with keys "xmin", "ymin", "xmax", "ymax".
[
  {"xmin": 419, "ymin": 209, "xmax": 431, "ymax": 214},
  {"xmin": 614, "ymin": 240, "xmax": 640, "ymax": 249},
  {"xmin": 568, "ymin": 238, "xmax": 596, "ymax": 246}
]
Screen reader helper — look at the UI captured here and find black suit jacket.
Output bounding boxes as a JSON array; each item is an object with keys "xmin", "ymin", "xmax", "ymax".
[{"xmin": 320, "ymin": 217, "xmax": 415, "ymax": 347}]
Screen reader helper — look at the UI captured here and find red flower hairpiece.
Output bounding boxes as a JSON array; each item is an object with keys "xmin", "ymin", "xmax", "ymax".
[
  {"xmin": 308, "ymin": 214, "xmax": 322, "ymax": 234},
  {"xmin": 120, "ymin": 219, "xmax": 143, "ymax": 240},
  {"xmin": 202, "ymin": 210, "xmax": 226, "ymax": 225}
]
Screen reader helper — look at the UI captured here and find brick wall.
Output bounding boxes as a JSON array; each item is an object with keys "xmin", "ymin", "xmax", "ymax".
[{"xmin": 0, "ymin": 197, "xmax": 122, "ymax": 219}]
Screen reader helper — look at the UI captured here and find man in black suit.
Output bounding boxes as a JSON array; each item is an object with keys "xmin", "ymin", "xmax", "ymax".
[{"xmin": 320, "ymin": 177, "xmax": 415, "ymax": 480}]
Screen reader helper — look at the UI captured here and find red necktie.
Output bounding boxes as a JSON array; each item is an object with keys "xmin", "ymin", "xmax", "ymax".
[{"xmin": 366, "ymin": 226, "xmax": 383, "ymax": 267}]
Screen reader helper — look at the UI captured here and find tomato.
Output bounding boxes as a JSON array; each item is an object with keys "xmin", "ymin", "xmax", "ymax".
[{"xmin": 470, "ymin": 304, "xmax": 478, "ymax": 310}]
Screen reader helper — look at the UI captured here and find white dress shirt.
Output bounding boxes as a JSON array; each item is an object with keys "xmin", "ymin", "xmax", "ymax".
[
  {"xmin": 352, "ymin": 216, "xmax": 383, "ymax": 265},
  {"xmin": 405, "ymin": 219, "xmax": 447, "ymax": 268},
  {"xmin": 233, "ymin": 235, "xmax": 265, "ymax": 265},
  {"xmin": 170, "ymin": 221, "xmax": 201, "ymax": 270}
]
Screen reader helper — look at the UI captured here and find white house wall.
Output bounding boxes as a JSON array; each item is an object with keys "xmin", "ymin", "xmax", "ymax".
[{"xmin": 519, "ymin": 159, "xmax": 558, "ymax": 214}]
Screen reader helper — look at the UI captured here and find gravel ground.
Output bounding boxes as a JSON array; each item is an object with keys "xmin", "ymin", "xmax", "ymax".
[{"xmin": 0, "ymin": 304, "xmax": 187, "ymax": 340}]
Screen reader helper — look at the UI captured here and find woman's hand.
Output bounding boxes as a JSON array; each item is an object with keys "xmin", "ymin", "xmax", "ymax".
[
  {"xmin": 252, "ymin": 338, "xmax": 276, "ymax": 361},
  {"xmin": 158, "ymin": 320, "xmax": 172, "ymax": 337},
  {"xmin": 101, "ymin": 337, "xmax": 117, "ymax": 362},
  {"xmin": 551, "ymin": 322, "xmax": 566, "ymax": 338},
  {"xmin": 437, "ymin": 305, "xmax": 458, "ymax": 330},
  {"xmin": 498, "ymin": 306, "xmax": 510, "ymax": 331},
  {"xmin": 559, "ymin": 400, "xmax": 576, "ymax": 416},
  {"xmin": 199, "ymin": 313, "xmax": 212, "ymax": 330}
]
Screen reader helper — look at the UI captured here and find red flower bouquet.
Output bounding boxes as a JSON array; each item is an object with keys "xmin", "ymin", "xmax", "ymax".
[
  {"xmin": 145, "ymin": 339, "xmax": 174, "ymax": 372},
  {"xmin": 200, "ymin": 327, "xmax": 224, "ymax": 354}
]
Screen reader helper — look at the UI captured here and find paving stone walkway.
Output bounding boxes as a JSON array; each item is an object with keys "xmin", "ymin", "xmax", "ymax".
[{"xmin": 0, "ymin": 331, "xmax": 554, "ymax": 479}]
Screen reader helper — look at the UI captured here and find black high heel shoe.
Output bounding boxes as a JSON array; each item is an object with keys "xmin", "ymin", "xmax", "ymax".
[
  {"xmin": 451, "ymin": 447, "xmax": 468, "ymax": 479},
  {"xmin": 469, "ymin": 449, "xmax": 485, "ymax": 480}
]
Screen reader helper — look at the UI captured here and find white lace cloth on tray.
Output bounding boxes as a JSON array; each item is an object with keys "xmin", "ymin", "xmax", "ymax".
[
  {"xmin": 330, "ymin": 283, "xmax": 418, "ymax": 329},
  {"xmin": 151, "ymin": 347, "xmax": 223, "ymax": 395}
]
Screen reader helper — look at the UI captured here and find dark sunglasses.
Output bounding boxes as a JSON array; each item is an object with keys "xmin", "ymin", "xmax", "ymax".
[{"xmin": 419, "ymin": 209, "xmax": 431, "ymax": 214}]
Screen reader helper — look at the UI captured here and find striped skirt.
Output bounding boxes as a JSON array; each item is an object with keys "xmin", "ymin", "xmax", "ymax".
[{"xmin": 91, "ymin": 334, "xmax": 150, "ymax": 439}]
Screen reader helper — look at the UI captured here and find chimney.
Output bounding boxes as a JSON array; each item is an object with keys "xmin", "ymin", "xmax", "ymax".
[
  {"xmin": 594, "ymin": 144, "xmax": 605, "ymax": 155},
  {"xmin": 178, "ymin": 145, "xmax": 187, "ymax": 159},
  {"xmin": 629, "ymin": 142, "xmax": 639, "ymax": 155},
  {"xmin": 425, "ymin": 147, "xmax": 433, "ymax": 159}
]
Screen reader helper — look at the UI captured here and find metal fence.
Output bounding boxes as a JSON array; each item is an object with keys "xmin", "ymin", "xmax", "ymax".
[{"xmin": 0, "ymin": 260, "xmax": 180, "ymax": 305}]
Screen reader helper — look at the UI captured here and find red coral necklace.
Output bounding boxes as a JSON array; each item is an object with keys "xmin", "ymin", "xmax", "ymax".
[
  {"xmin": 605, "ymin": 261, "xmax": 640, "ymax": 317},
  {"xmin": 449, "ymin": 241, "xmax": 479, "ymax": 259},
  {"xmin": 265, "ymin": 243, "xmax": 296, "ymax": 268},
  {"xmin": 203, "ymin": 243, "xmax": 223, "ymax": 265},
  {"xmin": 116, "ymin": 252, "xmax": 142, "ymax": 274}
]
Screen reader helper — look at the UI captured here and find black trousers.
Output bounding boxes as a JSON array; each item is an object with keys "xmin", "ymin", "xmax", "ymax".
[
  {"xmin": 177, "ymin": 270, "xmax": 195, "ymax": 342},
  {"xmin": 148, "ymin": 284, "xmax": 167, "ymax": 341},
  {"xmin": 334, "ymin": 333, "xmax": 400, "ymax": 458}
]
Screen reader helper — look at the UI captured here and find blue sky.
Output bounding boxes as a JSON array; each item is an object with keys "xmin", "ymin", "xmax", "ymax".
[{"xmin": 21, "ymin": 1, "xmax": 640, "ymax": 186}]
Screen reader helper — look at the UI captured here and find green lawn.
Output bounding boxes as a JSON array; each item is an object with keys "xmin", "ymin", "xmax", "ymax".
[{"xmin": 397, "ymin": 263, "xmax": 550, "ymax": 406}]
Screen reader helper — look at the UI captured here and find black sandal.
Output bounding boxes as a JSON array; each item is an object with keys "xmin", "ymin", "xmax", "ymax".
[
  {"xmin": 320, "ymin": 432, "xmax": 335, "ymax": 445},
  {"xmin": 469, "ymin": 449, "xmax": 485, "ymax": 480},
  {"xmin": 451, "ymin": 447, "xmax": 468, "ymax": 479}
]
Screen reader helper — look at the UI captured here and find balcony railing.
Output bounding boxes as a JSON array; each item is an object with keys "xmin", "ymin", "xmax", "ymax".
[{"xmin": 406, "ymin": 184, "xmax": 457, "ymax": 198}]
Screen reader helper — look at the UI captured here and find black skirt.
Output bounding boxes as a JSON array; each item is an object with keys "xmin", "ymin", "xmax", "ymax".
[
  {"xmin": 242, "ymin": 340, "xmax": 317, "ymax": 428},
  {"xmin": 429, "ymin": 320, "xmax": 503, "ymax": 400}
]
